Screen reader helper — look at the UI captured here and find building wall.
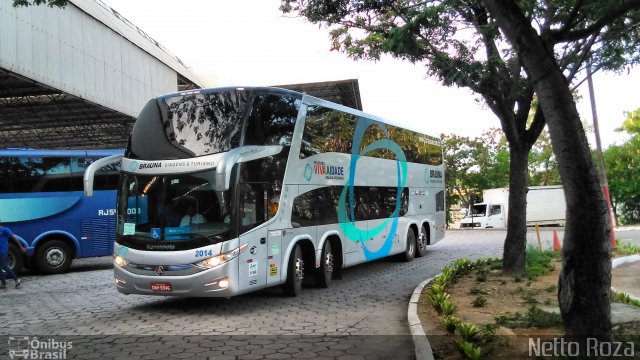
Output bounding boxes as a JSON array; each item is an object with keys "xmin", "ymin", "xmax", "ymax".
[{"xmin": 0, "ymin": 1, "xmax": 179, "ymax": 117}]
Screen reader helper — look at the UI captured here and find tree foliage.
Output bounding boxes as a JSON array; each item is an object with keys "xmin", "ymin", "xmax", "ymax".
[
  {"xmin": 281, "ymin": 0, "xmax": 640, "ymax": 275},
  {"xmin": 12, "ymin": 0, "xmax": 67, "ymax": 7},
  {"xmin": 605, "ymin": 109, "xmax": 640, "ymax": 225},
  {"xmin": 444, "ymin": 128, "xmax": 560, "ymax": 226},
  {"xmin": 283, "ymin": 0, "xmax": 640, "ymax": 338},
  {"xmin": 620, "ymin": 108, "xmax": 640, "ymax": 135}
]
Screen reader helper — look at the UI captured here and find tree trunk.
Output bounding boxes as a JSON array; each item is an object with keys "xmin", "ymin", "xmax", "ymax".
[
  {"xmin": 482, "ymin": 0, "xmax": 612, "ymax": 341},
  {"xmin": 502, "ymin": 145, "xmax": 529, "ymax": 274}
]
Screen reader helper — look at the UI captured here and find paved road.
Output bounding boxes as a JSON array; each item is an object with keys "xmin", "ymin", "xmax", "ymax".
[
  {"xmin": 616, "ymin": 227, "xmax": 640, "ymax": 246},
  {"xmin": 0, "ymin": 230, "xmax": 523, "ymax": 359}
]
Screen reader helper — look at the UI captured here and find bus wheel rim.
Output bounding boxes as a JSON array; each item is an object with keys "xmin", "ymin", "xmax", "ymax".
[{"xmin": 46, "ymin": 248, "xmax": 65, "ymax": 267}]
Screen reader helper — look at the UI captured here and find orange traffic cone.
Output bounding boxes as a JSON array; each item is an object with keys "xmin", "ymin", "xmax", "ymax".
[{"xmin": 552, "ymin": 231, "xmax": 561, "ymax": 252}]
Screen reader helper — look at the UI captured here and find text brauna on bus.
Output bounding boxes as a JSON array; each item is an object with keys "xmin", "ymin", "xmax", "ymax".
[{"xmin": 84, "ymin": 87, "xmax": 445, "ymax": 297}]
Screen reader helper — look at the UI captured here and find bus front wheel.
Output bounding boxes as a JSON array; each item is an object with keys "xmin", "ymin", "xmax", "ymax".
[
  {"xmin": 7, "ymin": 244, "xmax": 24, "ymax": 273},
  {"xmin": 283, "ymin": 244, "xmax": 304, "ymax": 297},
  {"xmin": 36, "ymin": 240, "xmax": 72, "ymax": 274}
]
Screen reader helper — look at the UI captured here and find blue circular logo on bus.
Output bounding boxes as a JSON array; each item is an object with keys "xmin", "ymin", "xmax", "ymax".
[{"xmin": 304, "ymin": 164, "xmax": 313, "ymax": 181}]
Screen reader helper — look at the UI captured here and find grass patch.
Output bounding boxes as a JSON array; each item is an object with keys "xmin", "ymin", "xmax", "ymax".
[
  {"xmin": 472, "ymin": 295, "xmax": 487, "ymax": 308},
  {"xmin": 495, "ymin": 305, "xmax": 563, "ymax": 329},
  {"xmin": 615, "ymin": 240, "xmax": 640, "ymax": 256},
  {"xmin": 469, "ymin": 287, "xmax": 488, "ymax": 296},
  {"xmin": 525, "ymin": 246, "xmax": 560, "ymax": 280},
  {"xmin": 611, "ymin": 290, "xmax": 640, "ymax": 307}
]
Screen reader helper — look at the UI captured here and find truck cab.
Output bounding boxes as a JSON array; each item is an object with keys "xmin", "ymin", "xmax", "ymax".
[{"xmin": 459, "ymin": 203, "xmax": 505, "ymax": 228}]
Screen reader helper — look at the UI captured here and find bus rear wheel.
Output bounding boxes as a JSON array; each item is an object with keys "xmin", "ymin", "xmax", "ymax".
[
  {"xmin": 36, "ymin": 240, "xmax": 72, "ymax": 274},
  {"xmin": 7, "ymin": 244, "xmax": 24, "ymax": 273},
  {"xmin": 283, "ymin": 244, "xmax": 304, "ymax": 297},
  {"xmin": 416, "ymin": 225, "xmax": 428, "ymax": 257},
  {"xmin": 401, "ymin": 230, "xmax": 416, "ymax": 262},
  {"xmin": 314, "ymin": 240, "xmax": 334, "ymax": 288}
]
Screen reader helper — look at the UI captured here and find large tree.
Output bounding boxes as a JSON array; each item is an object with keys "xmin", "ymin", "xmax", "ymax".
[{"xmin": 282, "ymin": 0, "xmax": 640, "ymax": 339}]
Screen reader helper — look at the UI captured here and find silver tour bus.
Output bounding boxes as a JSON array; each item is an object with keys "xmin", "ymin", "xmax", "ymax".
[{"xmin": 84, "ymin": 87, "xmax": 445, "ymax": 297}]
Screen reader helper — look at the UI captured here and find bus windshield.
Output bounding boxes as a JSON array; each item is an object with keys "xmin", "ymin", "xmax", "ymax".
[{"xmin": 118, "ymin": 170, "xmax": 232, "ymax": 244}]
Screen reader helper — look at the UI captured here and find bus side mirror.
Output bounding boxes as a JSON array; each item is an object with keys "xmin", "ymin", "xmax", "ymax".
[
  {"xmin": 83, "ymin": 154, "xmax": 123, "ymax": 196},
  {"xmin": 214, "ymin": 145, "xmax": 283, "ymax": 191}
]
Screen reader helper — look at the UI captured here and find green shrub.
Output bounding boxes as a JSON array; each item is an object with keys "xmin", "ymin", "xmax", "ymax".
[
  {"xmin": 455, "ymin": 340, "xmax": 482, "ymax": 360},
  {"xmin": 441, "ymin": 266, "xmax": 456, "ymax": 283},
  {"xmin": 430, "ymin": 283, "xmax": 446, "ymax": 295},
  {"xmin": 430, "ymin": 292, "xmax": 450, "ymax": 314},
  {"xmin": 495, "ymin": 306, "xmax": 562, "ymax": 328},
  {"xmin": 615, "ymin": 241, "xmax": 640, "ymax": 256},
  {"xmin": 453, "ymin": 258, "xmax": 474, "ymax": 276},
  {"xmin": 472, "ymin": 295, "xmax": 487, "ymax": 307},
  {"xmin": 476, "ymin": 269, "xmax": 488, "ymax": 282},
  {"xmin": 469, "ymin": 287, "xmax": 488, "ymax": 296},
  {"xmin": 456, "ymin": 322, "xmax": 481, "ymax": 342},
  {"xmin": 443, "ymin": 315, "xmax": 460, "ymax": 334},
  {"xmin": 611, "ymin": 290, "xmax": 640, "ymax": 307},
  {"xmin": 441, "ymin": 299, "xmax": 458, "ymax": 316},
  {"xmin": 521, "ymin": 292, "xmax": 539, "ymax": 305},
  {"xmin": 525, "ymin": 246, "xmax": 559, "ymax": 280},
  {"xmin": 433, "ymin": 274, "xmax": 449, "ymax": 287}
]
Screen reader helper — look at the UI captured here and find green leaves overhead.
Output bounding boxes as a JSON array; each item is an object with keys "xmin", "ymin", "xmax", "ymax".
[{"xmin": 12, "ymin": 0, "xmax": 67, "ymax": 7}]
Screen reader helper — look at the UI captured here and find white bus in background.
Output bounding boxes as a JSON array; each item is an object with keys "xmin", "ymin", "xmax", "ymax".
[{"xmin": 84, "ymin": 87, "xmax": 445, "ymax": 297}]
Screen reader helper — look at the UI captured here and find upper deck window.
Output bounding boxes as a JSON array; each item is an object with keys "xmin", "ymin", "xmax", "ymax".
[
  {"xmin": 244, "ymin": 94, "xmax": 300, "ymax": 147},
  {"xmin": 162, "ymin": 90, "xmax": 247, "ymax": 156}
]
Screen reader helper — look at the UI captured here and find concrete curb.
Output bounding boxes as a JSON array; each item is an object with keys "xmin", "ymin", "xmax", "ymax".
[
  {"xmin": 611, "ymin": 254, "xmax": 640, "ymax": 303},
  {"xmin": 408, "ymin": 276, "xmax": 436, "ymax": 360},
  {"xmin": 612, "ymin": 254, "xmax": 640, "ymax": 268},
  {"xmin": 615, "ymin": 226, "xmax": 640, "ymax": 232}
]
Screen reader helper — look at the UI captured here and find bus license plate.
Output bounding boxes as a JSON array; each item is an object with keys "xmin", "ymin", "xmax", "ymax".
[{"xmin": 150, "ymin": 282, "xmax": 172, "ymax": 292}]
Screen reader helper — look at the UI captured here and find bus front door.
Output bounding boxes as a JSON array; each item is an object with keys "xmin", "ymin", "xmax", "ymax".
[
  {"xmin": 238, "ymin": 228, "xmax": 268, "ymax": 291},
  {"xmin": 266, "ymin": 229, "xmax": 282, "ymax": 286}
]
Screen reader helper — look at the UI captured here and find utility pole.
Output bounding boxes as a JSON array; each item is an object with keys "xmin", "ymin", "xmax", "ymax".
[{"xmin": 586, "ymin": 65, "xmax": 616, "ymax": 249}]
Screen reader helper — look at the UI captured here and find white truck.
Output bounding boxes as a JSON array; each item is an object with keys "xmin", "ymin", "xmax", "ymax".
[{"xmin": 459, "ymin": 185, "xmax": 566, "ymax": 228}]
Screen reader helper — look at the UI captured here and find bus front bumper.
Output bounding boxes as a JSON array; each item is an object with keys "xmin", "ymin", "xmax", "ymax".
[{"xmin": 113, "ymin": 258, "xmax": 239, "ymax": 297}]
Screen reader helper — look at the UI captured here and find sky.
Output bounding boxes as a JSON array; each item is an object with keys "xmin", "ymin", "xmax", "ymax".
[{"xmin": 100, "ymin": 0, "xmax": 639, "ymax": 148}]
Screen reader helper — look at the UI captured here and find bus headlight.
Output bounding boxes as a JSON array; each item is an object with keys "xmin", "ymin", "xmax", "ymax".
[
  {"xmin": 113, "ymin": 254, "xmax": 128, "ymax": 267},
  {"xmin": 195, "ymin": 244, "xmax": 248, "ymax": 269}
]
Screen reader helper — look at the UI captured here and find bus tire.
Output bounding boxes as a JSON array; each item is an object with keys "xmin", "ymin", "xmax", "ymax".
[
  {"xmin": 7, "ymin": 243, "xmax": 24, "ymax": 273},
  {"xmin": 402, "ymin": 230, "xmax": 416, "ymax": 262},
  {"xmin": 36, "ymin": 240, "xmax": 72, "ymax": 274},
  {"xmin": 314, "ymin": 240, "xmax": 334, "ymax": 288},
  {"xmin": 283, "ymin": 243, "xmax": 304, "ymax": 297},
  {"xmin": 416, "ymin": 225, "xmax": 428, "ymax": 258}
]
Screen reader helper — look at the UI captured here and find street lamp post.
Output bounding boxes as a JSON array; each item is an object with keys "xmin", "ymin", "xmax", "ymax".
[{"xmin": 586, "ymin": 64, "xmax": 617, "ymax": 249}]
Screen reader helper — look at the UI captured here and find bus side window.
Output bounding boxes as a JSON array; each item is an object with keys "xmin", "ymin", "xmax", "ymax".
[
  {"xmin": 0, "ymin": 157, "xmax": 14, "ymax": 193},
  {"xmin": 34, "ymin": 157, "xmax": 72, "ymax": 192},
  {"xmin": 72, "ymin": 157, "xmax": 121, "ymax": 191}
]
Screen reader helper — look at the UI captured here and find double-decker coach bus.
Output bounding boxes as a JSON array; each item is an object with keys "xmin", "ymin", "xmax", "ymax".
[
  {"xmin": 84, "ymin": 87, "xmax": 445, "ymax": 297},
  {"xmin": 0, "ymin": 148, "xmax": 123, "ymax": 273}
]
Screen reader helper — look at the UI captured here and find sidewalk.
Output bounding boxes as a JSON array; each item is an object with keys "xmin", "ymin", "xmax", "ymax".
[{"xmin": 612, "ymin": 255, "xmax": 640, "ymax": 301}]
